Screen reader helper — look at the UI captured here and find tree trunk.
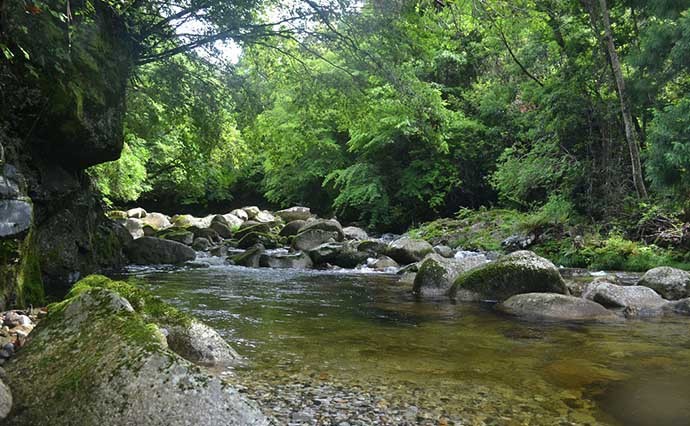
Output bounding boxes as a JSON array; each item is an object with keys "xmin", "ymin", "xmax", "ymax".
[{"xmin": 596, "ymin": 0, "xmax": 648, "ymax": 198}]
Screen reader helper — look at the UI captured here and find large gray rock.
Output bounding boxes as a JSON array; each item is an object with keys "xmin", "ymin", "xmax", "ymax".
[
  {"xmin": 4, "ymin": 278, "xmax": 266, "ymax": 426},
  {"xmin": 210, "ymin": 216, "xmax": 233, "ymax": 239},
  {"xmin": 126, "ymin": 237, "xmax": 196, "ymax": 265},
  {"xmin": 0, "ymin": 199, "xmax": 32, "ymax": 238},
  {"xmin": 237, "ymin": 232, "xmax": 279, "ymax": 249},
  {"xmin": 308, "ymin": 242, "xmax": 368, "ymax": 268},
  {"xmin": 583, "ymin": 280, "xmax": 667, "ymax": 310},
  {"xmin": 0, "ymin": 377, "xmax": 11, "ymax": 421},
  {"xmin": 292, "ymin": 229, "xmax": 339, "ymax": 252},
  {"xmin": 498, "ymin": 293, "xmax": 616, "ymax": 321},
  {"xmin": 279, "ymin": 220, "xmax": 306, "ymax": 237},
  {"xmin": 259, "ymin": 251, "xmax": 313, "ymax": 269},
  {"xmin": 275, "ymin": 206, "xmax": 312, "ymax": 222},
  {"xmin": 254, "ymin": 211, "xmax": 275, "ymax": 223},
  {"xmin": 357, "ymin": 240, "xmax": 388, "ymax": 256},
  {"xmin": 126, "ymin": 207, "xmax": 147, "ymax": 219},
  {"xmin": 413, "ymin": 253, "xmax": 488, "ymax": 297},
  {"xmin": 386, "ymin": 237, "xmax": 435, "ymax": 265},
  {"xmin": 116, "ymin": 218, "xmax": 144, "ymax": 239},
  {"xmin": 222, "ymin": 213, "xmax": 244, "ymax": 229},
  {"xmin": 450, "ymin": 251, "xmax": 568, "ymax": 302},
  {"xmin": 637, "ymin": 267, "xmax": 690, "ymax": 300},
  {"xmin": 343, "ymin": 226, "xmax": 368, "ymax": 241},
  {"xmin": 299, "ymin": 219, "xmax": 344, "ymax": 240},
  {"xmin": 192, "ymin": 237, "xmax": 212, "ymax": 251},
  {"xmin": 140, "ymin": 212, "xmax": 172, "ymax": 231},
  {"xmin": 242, "ymin": 206, "xmax": 261, "ymax": 220},
  {"xmin": 368, "ymin": 255, "xmax": 399, "ymax": 270},
  {"xmin": 230, "ymin": 245, "xmax": 264, "ymax": 268}
]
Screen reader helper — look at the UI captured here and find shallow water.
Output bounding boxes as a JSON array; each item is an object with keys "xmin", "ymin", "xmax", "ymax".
[{"xmin": 122, "ymin": 263, "xmax": 690, "ymax": 425}]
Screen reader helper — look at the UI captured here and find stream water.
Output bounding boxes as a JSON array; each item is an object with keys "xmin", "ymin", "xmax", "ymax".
[{"xmin": 120, "ymin": 261, "xmax": 690, "ymax": 426}]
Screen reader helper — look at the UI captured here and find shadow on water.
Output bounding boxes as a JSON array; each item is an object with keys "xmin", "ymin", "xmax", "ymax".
[{"xmin": 119, "ymin": 264, "xmax": 690, "ymax": 425}]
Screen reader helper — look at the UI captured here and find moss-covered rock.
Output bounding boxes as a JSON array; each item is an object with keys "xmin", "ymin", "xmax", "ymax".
[
  {"xmin": 4, "ymin": 275, "xmax": 266, "ymax": 425},
  {"xmin": 449, "ymin": 250, "xmax": 568, "ymax": 302},
  {"xmin": 237, "ymin": 232, "xmax": 280, "ymax": 249},
  {"xmin": 386, "ymin": 237, "xmax": 434, "ymax": 264},
  {"xmin": 155, "ymin": 228, "xmax": 194, "ymax": 246},
  {"xmin": 413, "ymin": 253, "xmax": 486, "ymax": 298},
  {"xmin": 230, "ymin": 245, "xmax": 264, "ymax": 268}
]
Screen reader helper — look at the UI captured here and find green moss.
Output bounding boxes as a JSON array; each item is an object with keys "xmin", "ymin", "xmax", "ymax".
[{"xmin": 237, "ymin": 231, "xmax": 281, "ymax": 249}]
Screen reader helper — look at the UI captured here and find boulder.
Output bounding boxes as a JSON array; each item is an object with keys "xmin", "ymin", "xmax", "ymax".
[
  {"xmin": 386, "ymin": 237, "xmax": 434, "ymax": 264},
  {"xmin": 126, "ymin": 207, "xmax": 147, "ymax": 219},
  {"xmin": 307, "ymin": 242, "xmax": 367, "ymax": 268},
  {"xmin": 449, "ymin": 251, "xmax": 568, "ymax": 302},
  {"xmin": 433, "ymin": 245, "xmax": 454, "ymax": 258},
  {"xmin": 292, "ymin": 229, "xmax": 339, "ymax": 252},
  {"xmin": 497, "ymin": 293, "xmax": 616, "ymax": 321},
  {"xmin": 126, "ymin": 237, "xmax": 196, "ymax": 265},
  {"xmin": 299, "ymin": 219, "xmax": 344, "ymax": 240},
  {"xmin": 663, "ymin": 298, "xmax": 690, "ymax": 316},
  {"xmin": 140, "ymin": 212, "xmax": 171, "ymax": 231},
  {"xmin": 156, "ymin": 228, "xmax": 194, "ymax": 246},
  {"xmin": 235, "ymin": 223, "xmax": 272, "ymax": 239},
  {"xmin": 413, "ymin": 253, "xmax": 487, "ymax": 297},
  {"xmin": 275, "ymin": 206, "xmax": 312, "ymax": 222},
  {"xmin": 0, "ymin": 377, "xmax": 11, "ymax": 421},
  {"xmin": 259, "ymin": 251, "xmax": 313, "ymax": 269},
  {"xmin": 188, "ymin": 226, "xmax": 222, "ymax": 243},
  {"xmin": 222, "ymin": 213, "xmax": 243, "ymax": 229},
  {"xmin": 368, "ymin": 255, "xmax": 399, "ymax": 270},
  {"xmin": 0, "ymin": 199, "xmax": 32, "ymax": 238},
  {"xmin": 501, "ymin": 234, "xmax": 535, "ymax": 252},
  {"xmin": 166, "ymin": 320, "xmax": 240, "ymax": 365},
  {"xmin": 357, "ymin": 240, "xmax": 388, "ymax": 256},
  {"xmin": 237, "ymin": 232, "xmax": 280, "ymax": 249},
  {"xmin": 583, "ymin": 280, "xmax": 667, "ymax": 310},
  {"xmin": 637, "ymin": 267, "xmax": 690, "ymax": 300},
  {"xmin": 230, "ymin": 245, "xmax": 264, "ymax": 268},
  {"xmin": 192, "ymin": 237, "xmax": 212, "ymax": 251},
  {"xmin": 106, "ymin": 210, "xmax": 128, "ymax": 220},
  {"xmin": 210, "ymin": 220, "xmax": 233, "ymax": 239},
  {"xmin": 171, "ymin": 214, "xmax": 212, "ymax": 229},
  {"xmin": 343, "ymin": 226, "xmax": 368, "ymax": 241},
  {"xmin": 254, "ymin": 211, "xmax": 276, "ymax": 223},
  {"xmin": 119, "ymin": 218, "xmax": 144, "ymax": 239},
  {"xmin": 4, "ymin": 276, "xmax": 266, "ymax": 426},
  {"xmin": 230, "ymin": 209, "xmax": 249, "ymax": 221},
  {"xmin": 279, "ymin": 220, "xmax": 306, "ymax": 237},
  {"xmin": 242, "ymin": 206, "xmax": 261, "ymax": 220}
]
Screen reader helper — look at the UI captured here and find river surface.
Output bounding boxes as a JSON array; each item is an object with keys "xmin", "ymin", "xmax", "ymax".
[{"xmin": 121, "ymin": 261, "xmax": 690, "ymax": 426}]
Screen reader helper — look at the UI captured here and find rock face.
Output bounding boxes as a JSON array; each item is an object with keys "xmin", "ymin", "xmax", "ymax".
[
  {"xmin": 450, "ymin": 251, "xmax": 568, "ymax": 302},
  {"xmin": 583, "ymin": 281, "xmax": 667, "ymax": 310},
  {"xmin": 125, "ymin": 237, "xmax": 196, "ymax": 265},
  {"xmin": 413, "ymin": 254, "xmax": 487, "ymax": 297},
  {"xmin": 275, "ymin": 206, "xmax": 312, "ymax": 222},
  {"xmin": 386, "ymin": 237, "xmax": 434, "ymax": 264},
  {"xmin": 4, "ymin": 276, "xmax": 266, "ymax": 426},
  {"xmin": 498, "ymin": 293, "xmax": 616, "ymax": 321},
  {"xmin": 259, "ymin": 251, "xmax": 313, "ymax": 269},
  {"xmin": 637, "ymin": 267, "xmax": 690, "ymax": 300}
]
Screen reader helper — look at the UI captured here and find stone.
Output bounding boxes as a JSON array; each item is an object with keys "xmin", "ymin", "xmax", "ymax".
[
  {"xmin": 0, "ymin": 377, "xmax": 11, "ymax": 421},
  {"xmin": 501, "ymin": 234, "xmax": 535, "ymax": 252},
  {"xmin": 279, "ymin": 220, "xmax": 306, "ymax": 237},
  {"xmin": 210, "ymin": 221, "xmax": 233, "ymax": 239},
  {"xmin": 125, "ymin": 237, "xmax": 196, "ymax": 265},
  {"xmin": 119, "ymin": 218, "xmax": 144, "ymax": 239},
  {"xmin": 106, "ymin": 210, "xmax": 128, "ymax": 220},
  {"xmin": 235, "ymin": 223, "xmax": 272, "ymax": 239},
  {"xmin": 413, "ymin": 253, "xmax": 487, "ymax": 297},
  {"xmin": 3, "ymin": 279, "xmax": 267, "ymax": 426},
  {"xmin": 497, "ymin": 293, "xmax": 616, "ymax": 321},
  {"xmin": 449, "ymin": 250, "xmax": 568, "ymax": 302},
  {"xmin": 188, "ymin": 226, "xmax": 222, "ymax": 243},
  {"xmin": 275, "ymin": 206, "xmax": 312, "ymax": 222},
  {"xmin": 140, "ymin": 212, "xmax": 172, "ymax": 231},
  {"xmin": 662, "ymin": 298, "xmax": 690, "ymax": 315},
  {"xmin": 368, "ymin": 255, "xmax": 399, "ymax": 270},
  {"xmin": 167, "ymin": 320, "xmax": 240, "ymax": 365},
  {"xmin": 230, "ymin": 209, "xmax": 249, "ymax": 221},
  {"xmin": 356, "ymin": 240, "xmax": 388, "ymax": 256},
  {"xmin": 157, "ymin": 228, "xmax": 194, "ymax": 246},
  {"xmin": 582, "ymin": 281, "xmax": 667, "ymax": 310},
  {"xmin": 242, "ymin": 206, "xmax": 261, "ymax": 219},
  {"xmin": 308, "ymin": 242, "xmax": 368, "ymax": 268},
  {"xmin": 192, "ymin": 237, "xmax": 212, "ymax": 251},
  {"xmin": 433, "ymin": 245, "xmax": 454, "ymax": 258},
  {"xmin": 299, "ymin": 219, "xmax": 345, "ymax": 240},
  {"xmin": 386, "ymin": 237, "xmax": 434, "ymax": 264},
  {"xmin": 254, "ymin": 211, "xmax": 275, "ymax": 223},
  {"xmin": 343, "ymin": 226, "xmax": 368, "ymax": 241},
  {"xmin": 637, "ymin": 267, "xmax": 690, "ymax": 300},
  {"xmin": 0, "ymin": 199, "xmax": 32, "ymax": 238},
  {"xmin": 259, "ymin": 251, "xmax": 313, "ymax": 269},
  {"xmin": 237, "ymin": 232, "xmax": 280, "ymax": 249},
  {"xmin": 231, "ymin": 245, "xmax": 264, "ymax": 268},
  {"xmin": 293, "ymin": 229, "xmax": 339, "ymax": 252},
  {"xmin": 222, "ymin": 213, "xmax": 244, "ymax": 229},
  {"xmin": 126, "ymin": 207, "xmax": 147, "ymax": 218}
]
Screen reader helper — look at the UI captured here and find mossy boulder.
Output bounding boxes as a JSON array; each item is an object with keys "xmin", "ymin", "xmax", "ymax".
[
  {"xmin": 299, "ymin": 219, "xmax": 344, "ymax": 241},
  {"xmin": 497, "ymin": 293, "xmax": 616, "ymax": 321},
  {"xmin": 156, "ymin": 228, "xmax": 194, "ymax": 246},
  {"xmin": 275, "ymin": 206, "xmax": 312, "ymax": 222},
  {"xmin": 449, "ymin": 250, "xmax": 568, "ymax": 302},
  {"xmin": 279, "ymin": 220, "xmax": 306, "ymax": 237},
  {"xmin": 237, "ymin": 232, "xmax": 280, "ymax": 250},
  {"xmin": 386, "ymin": 237, "xmax": 434, "ymax": 264},
  {"xmin": 230, "ymin": 245, "xmax": 264, "ymax": 268},
  {"xmin": 140, "ymin": 213, "xmax": 171, "ymax": 231},
  {"xmin": 413, "ymin": 253, "xmax": 487, "ymax": 298},
  {"xmin": 235, "ymin": 223, "xmax": 272, "ymax": 240},
  {"xmin": 307, "ymin": 242, "xmax": 369, "ymax": 268},
  {"xmin": 125, "ymin": 237, "xmax": 195, "ymax": 265},
  {"xmin": 4, "ymin": 275, "xmax": 265, "ymax": 425}
]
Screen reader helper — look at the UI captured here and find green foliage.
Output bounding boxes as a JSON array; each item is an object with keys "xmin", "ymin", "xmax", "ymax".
[{"xmin": 89, "ymin": 137, "xmax": 150, "ymax": 205}]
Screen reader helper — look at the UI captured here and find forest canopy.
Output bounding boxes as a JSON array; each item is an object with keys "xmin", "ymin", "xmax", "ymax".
[{"xmin": 8, "ymin": 0, "xmax": 690, "ymax": 231}]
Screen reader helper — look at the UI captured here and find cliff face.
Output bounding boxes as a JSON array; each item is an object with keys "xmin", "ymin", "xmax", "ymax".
[{"xmin": 0, "ymin": 0, "xmax": 134, "ymax": 307}]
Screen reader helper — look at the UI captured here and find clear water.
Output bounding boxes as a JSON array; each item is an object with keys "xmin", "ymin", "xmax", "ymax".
[{"xmin": 121, "ymin": 263, "xmax": 690, "ymax": 425}]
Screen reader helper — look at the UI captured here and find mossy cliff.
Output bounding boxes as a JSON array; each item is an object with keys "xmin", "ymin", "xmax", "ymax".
[
  {"xmin": 4, "ymin": 275, "xmax": 266, "ymax": 425},
  {"xmin": 0, "ymin": 0, "xmax": 133, "ymax": 306}
]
